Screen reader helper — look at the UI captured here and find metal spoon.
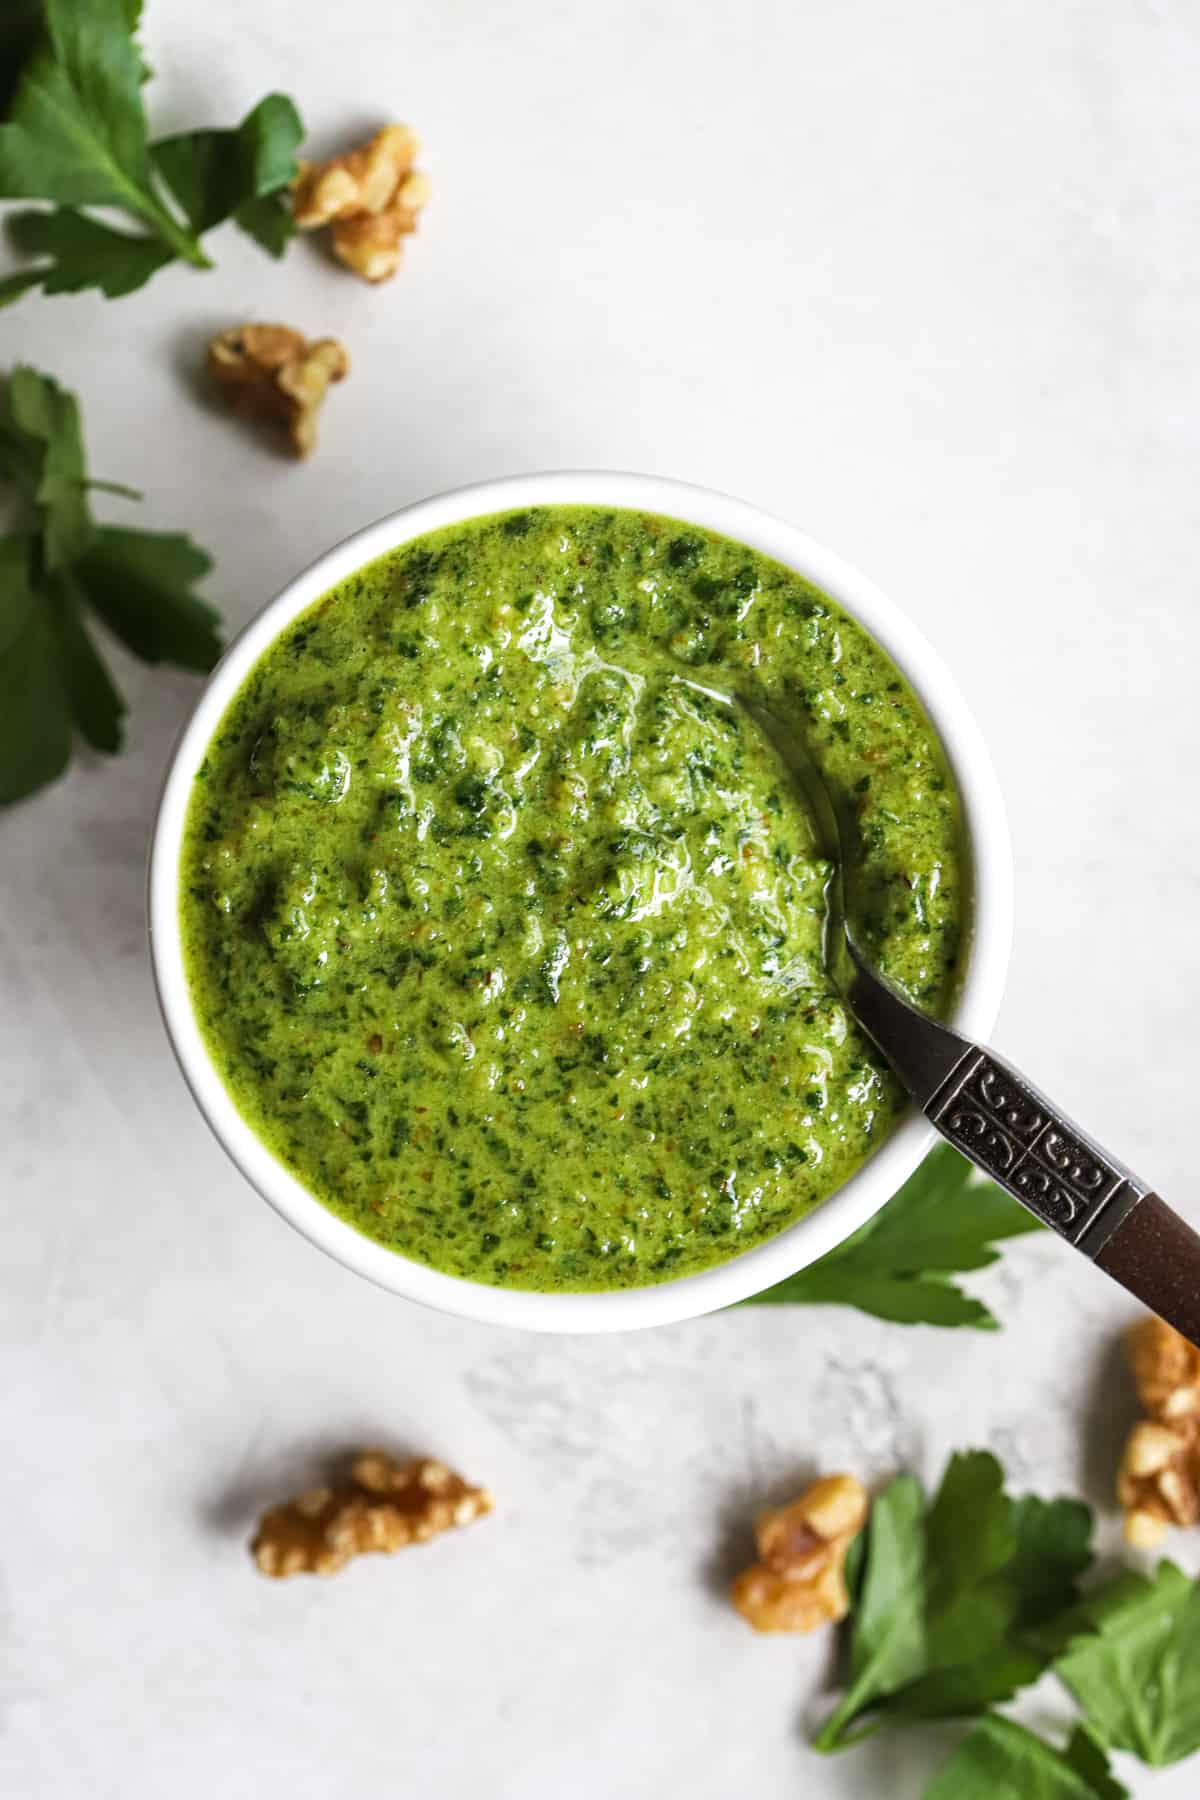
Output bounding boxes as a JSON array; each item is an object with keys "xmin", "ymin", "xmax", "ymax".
[{"xmin": 694, "ymin": 679, "xmax": 1200, "ymax": 1345}]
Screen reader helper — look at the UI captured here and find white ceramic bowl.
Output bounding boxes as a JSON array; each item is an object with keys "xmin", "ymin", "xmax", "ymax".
[{"xmin": 149, "ymin": 472, "xmax": 1012, "ymax": 1333}]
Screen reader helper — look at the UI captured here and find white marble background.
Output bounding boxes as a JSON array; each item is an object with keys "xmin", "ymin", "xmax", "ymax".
[{"xmin": 3, "ymin": 1, "xmax": 1199, "ymax": 1793}]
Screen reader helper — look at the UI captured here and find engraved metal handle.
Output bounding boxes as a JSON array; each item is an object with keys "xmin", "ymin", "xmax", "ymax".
[
  {"xmin": 845, "ymin": 940, "xmax": 1200, "ymax": 1347},
  {"xmin": 926, "ymin": 1046, "xmax": 1146, "ymax": 1255}
]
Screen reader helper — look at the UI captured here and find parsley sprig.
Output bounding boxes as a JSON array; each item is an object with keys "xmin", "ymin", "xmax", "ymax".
[
  {"xmin": 0, "ymin": 364, "xmax": 221, "ymax": 804},
  {"xmin": 743, "ymin": 1146, "xmax": 1042, "ymax": 1327},
  {"xmin": 814, "ymin": 1450, "xmax": 1094, "ymax": 1751},
  {"xmin": 0, "ymin": 0, "xmax": 303, "ymax": 304},
  {"xmin": 808, "ymin": 1446, "xmax": 1200, "ymax": 1791}
]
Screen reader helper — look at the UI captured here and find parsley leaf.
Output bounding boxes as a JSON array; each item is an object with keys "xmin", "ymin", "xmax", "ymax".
[
  {"xmin": 815, "ymin": 1471, "xmax": 927, "ymax": 1749},
  {"xmin": 0, "ymin": 365, "xmax": 220, "ymax": 806},
  {"xmin": 0, "ymin": 360, "xmax": 91, "ymax": 566},
  {"xmin": 0, "ymin": 264, "xmax": 44, "ymax": 305},
  {"xmin": 0, "ymin": 0, "xmax": 303, "ymax": 299},
  {"xmin": 75, "ymin": 526, "xmax": 220, "ymax": 670},
  {"xmin": 47, "ymin": 571, "xmax": 126, "ymax": 751},
  {"xmin": 0, "ymin": 0, "xmax": 179, "ymax": 225},
  {"xmin": 0, "ymin": 1, "xmax": 44, "ymax": 117},
  {"xmin": 0, "ymin": 533, "xmax": 72, "ymax": 805},
  {"xmin": 814, "ymin": 1451, "xmax": 1095, "ymax": 1752},
  {"xmin": 742, "ymin": 1146, "xmax": 1042, "ymax": 1326},
  {"xmin": 150, "ymin": 93, "xmax": 301, "ymax": 255},
  {"xmin": 231, "ymin": 189, "xmax": 295, "ymax": 257},
  {"xmin": 7, "ymin": 205, "xmax": 172, "ymax": 298},
  {"xmin": 1007, "ymin": 1493, "xmax": 1097, "ymax": 1638},
  {"xmin": 924, "ymin": 1717, "xmax": 1128, "ymax": 1800},
  {"xmin": 1054, "ymin": 1560, "xmax": 1200, "ymax": 1767}
]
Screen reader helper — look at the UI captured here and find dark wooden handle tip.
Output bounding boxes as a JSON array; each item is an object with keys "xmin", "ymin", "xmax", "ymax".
[{"xmin": 1097, "ymin": 1193, "xmax": 1200, "ymax": 1349}]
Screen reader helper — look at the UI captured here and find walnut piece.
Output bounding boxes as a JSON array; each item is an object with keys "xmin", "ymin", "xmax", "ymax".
[
  {"xmin": 1128, "ymin": 1316, "xmax": 1200, "ymax": 1423},
  {"xmin": 1118, "ymin": 1420, "xmax": 1200, "ymax": 1547},
  {"xmin": 252, "ymin": 1451, "xmax": 493, "ymax": 1578},
  {"xmin": 1119, "ymin": 1318, "xmax": 1200, "ymax": 1546},
  {"xmin": 207, "ymin": 324, "xmax": 349, "ymax": 458},
  {"xmin": 332, "ymin": 169, "xmax": 431, "ymax": 282},
  {"xmin": 292, "ymin": 125, "xmax": 429, "ymax": 282},
  {"xmin": 731, "ymin": 1473, "xmax": 868, "ymax": 1633}
]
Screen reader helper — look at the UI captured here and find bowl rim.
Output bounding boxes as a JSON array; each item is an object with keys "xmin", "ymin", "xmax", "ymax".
[{"xmin": 148, "ymin": 470, "xmax": 1013, "ymax": 1334}]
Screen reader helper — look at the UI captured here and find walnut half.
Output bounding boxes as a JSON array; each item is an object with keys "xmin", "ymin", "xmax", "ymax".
[
  {"xmin": 732, "ymin": 1473, "xmax": 868, "ymax": 1633},
  {"xmin": 1118, "ymin": 1318, "xmax": 1200, "ymax": 1547},
  {"xmin": 253, "ymin": 1451, "xmax": 493, "ymax": 1578},
  {"xmin": 292, "ymin": 124, "xmax": 429, "ymax": 283},
  {"xmin": 207, "ymin": 324, "xmax": 349, "ymax": 458},
  {"xmin": 1119, "ymin": 1421, "xmax": 1200, "ymax": 1547},
  {"xmin": 1128, "ymin": 1316, "xmax": 1200, "ymax": 1424}
]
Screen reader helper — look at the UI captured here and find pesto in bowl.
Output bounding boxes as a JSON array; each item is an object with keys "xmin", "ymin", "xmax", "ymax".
[{"xmin": 180, "ymin": 505, "xmax": 965, "ymax": 1292}]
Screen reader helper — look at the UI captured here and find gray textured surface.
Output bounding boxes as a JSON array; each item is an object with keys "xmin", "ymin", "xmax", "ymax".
[{"xmin": 3, "ymin": 1, "xmax": 1200, "ymax": 1793}]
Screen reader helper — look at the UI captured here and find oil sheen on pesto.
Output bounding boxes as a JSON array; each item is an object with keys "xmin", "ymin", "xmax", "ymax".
[{"xmin": 181, "ymin": 506, "xmax": 965, "ymax": 1291}]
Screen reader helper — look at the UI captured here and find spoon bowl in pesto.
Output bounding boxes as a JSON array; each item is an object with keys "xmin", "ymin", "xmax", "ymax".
[{"xmin": 149, "ymin": 472, "xmax": 1011, "ymax": 1332}]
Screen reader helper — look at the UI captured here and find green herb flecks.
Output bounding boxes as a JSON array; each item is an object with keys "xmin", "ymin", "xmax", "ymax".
[{"xmin": 180, "ymin": 505, "xmax": 967, "ymax": 1291}]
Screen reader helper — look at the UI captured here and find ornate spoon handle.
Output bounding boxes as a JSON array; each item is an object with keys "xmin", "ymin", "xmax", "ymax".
[{"xmin": 847, "ymin": 945, "xmax": 1200, "ymax": 1346}]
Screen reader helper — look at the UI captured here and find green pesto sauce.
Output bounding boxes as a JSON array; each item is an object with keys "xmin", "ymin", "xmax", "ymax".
[{"xmin": 181, "ymin": 506, "xmax": 965, "ymax": 1291}]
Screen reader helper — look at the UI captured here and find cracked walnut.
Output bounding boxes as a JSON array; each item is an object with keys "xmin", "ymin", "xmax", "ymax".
[
  {"xmin": 207, "ymin": 324, "xmax": 349, "ymax": 458},
  {"xmin": 253, "ymin": 1451, "xmax": 493, "ymax": 1578},
  {"xmin": 732, "ymin": 1473, "xmax": 868, "ymax": 1633},
  {"xmin": 1119, "ymin": 1318, "xmax": 1200, "ymax": 1547},
  {"xmin": 292, "ymin": 124, "xmax": 429, "ymax": 282}
]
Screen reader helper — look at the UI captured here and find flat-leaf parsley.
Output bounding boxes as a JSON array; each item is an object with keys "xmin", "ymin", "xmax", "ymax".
[
  {"xmin": 0, "ymin": 364, "xmax": 220, "ymax": 804},
  {"xmin": 0, "ymin": 0, "xmax": 302, "ymax": 303}
]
